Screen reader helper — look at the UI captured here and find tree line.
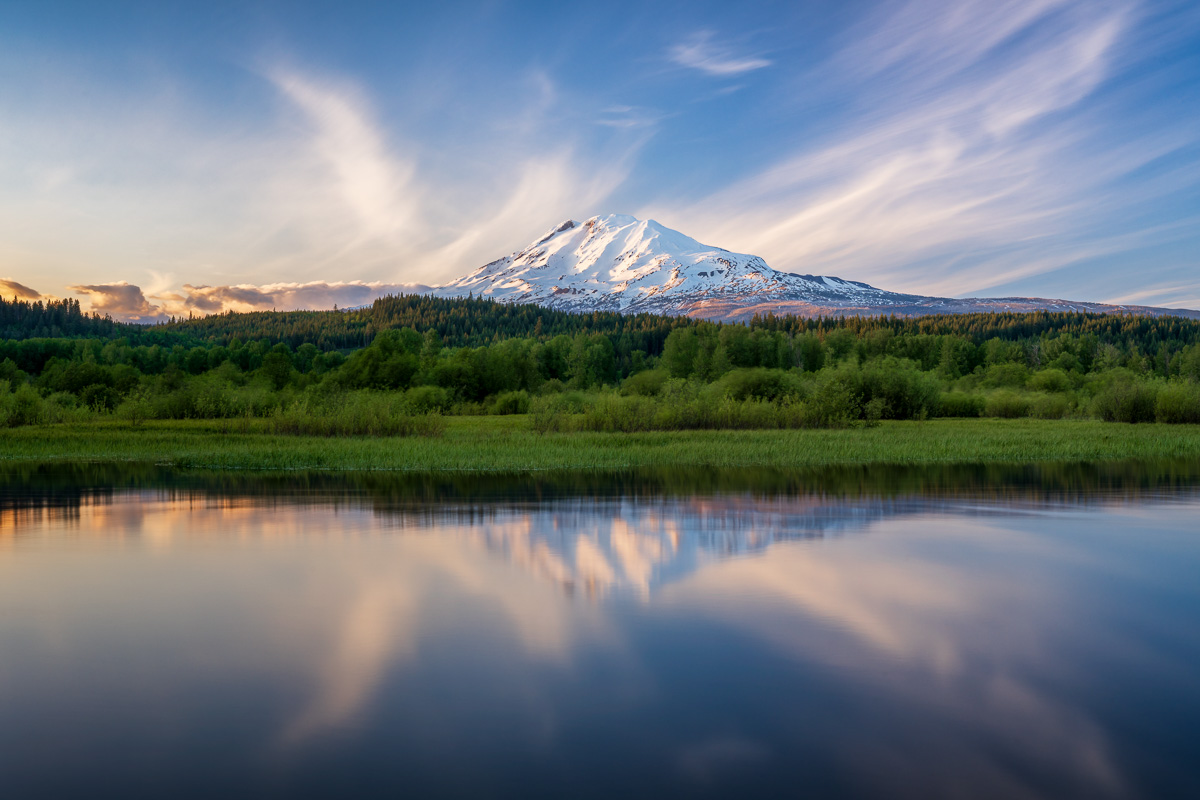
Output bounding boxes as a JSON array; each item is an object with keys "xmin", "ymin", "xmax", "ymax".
[
  {"xmin": 2, "ymin": 302, "xmax": 1199, "ymax": 431},
  {"xmin": 7, "ymin": 294, "xmax": 1200, "ymax": 356},
  {"xmin": 0, "ymin": 294, "xmax": 694, "ymax": 352}
]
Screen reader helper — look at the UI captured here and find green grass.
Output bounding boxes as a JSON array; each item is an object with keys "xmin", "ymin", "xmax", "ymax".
[{"xmin": 2, "ymin": 416, "xmax": 1200, "ymax": 472}]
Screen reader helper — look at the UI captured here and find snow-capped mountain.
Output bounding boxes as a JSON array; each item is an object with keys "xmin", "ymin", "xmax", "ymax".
[
  {"xmin": 434, "ymin": 213, "xmax": 915, "ymax": 316},
  {"xmin": 432, "ymin": 214, "xmax": 1200, "ymax": 321}
]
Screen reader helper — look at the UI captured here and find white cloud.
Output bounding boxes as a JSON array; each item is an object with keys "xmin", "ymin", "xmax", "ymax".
[
  {"xmin": 69, "ymin": 282, "xmax": 160, "ymax": 321},
  {"xmin": 269, "ymin": 70, "xmax": 421, "ymax": 243},
  {"xmin": 668, "ymin": 31, "xmax": 772, "ymax": 77}
]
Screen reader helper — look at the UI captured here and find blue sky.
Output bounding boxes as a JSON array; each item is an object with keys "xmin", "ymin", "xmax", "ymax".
[{"xmin": 1, "ymin": 0, "xmax": 1198, "ymax": 320}]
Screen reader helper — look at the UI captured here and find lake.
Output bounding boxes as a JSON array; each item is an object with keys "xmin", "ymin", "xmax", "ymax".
[{"xmin": 2, "ymin": 463, "xmax": 1199, "ymax": 798}]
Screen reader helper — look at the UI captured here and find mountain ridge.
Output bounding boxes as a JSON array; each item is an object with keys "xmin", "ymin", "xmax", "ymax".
[{"xmin": 432, "ymin": 214, "xmax": 1200, "ymax": 321}]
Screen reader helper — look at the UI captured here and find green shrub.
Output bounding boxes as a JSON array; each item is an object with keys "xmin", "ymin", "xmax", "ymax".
[
  {"xmin": 192, "ymin": 382, "xmax": 237, "ymax": 418},
  {"xmin": 1029, "ymin": 368, "xmax": 1071, "ymax": 393},
  {"xmin": 38, "ymin": 391, "xmax": 93, "ymax": 424},
  {"xmin": 579, "ymin": 395, "xmax": 658, "ymax": 432},
  {"xmin": 859, "ymin": 358, "xmax": 940, "ymax": 419},
  {"xmin": 529, "ymin": 395, "xmax": 573, "ymax": 434},
  {"xmin": 269, "ymin": 392, "xmax": 444, "ymax": 437},
  {"xmin": 148, "ymin": 379, "xmax": 283, "ymax": 420},
  {"xmin": 982, "ymin": 363, "xmax": 1030, "ymax": 389},
  {"xmin": 1092, "ymin": 379, "xmax": 1159, "ymax": 423},
  {"xmin": 620, "ymin": 369, "xmax": 670, "ymax": 397},
  {"xmin": 569, "ymin": 392, "xmax": 848, "ymax": 433},
  {"xmin": 488, "ymin": 390, "xmax": 531, "ymax": 415},
  {"xmin": 1030, "ymin": 393, "xmax": 1071, "ymax": 420},
  {"xmin": 0, "ymin": 382, "xmax": 48, "ymax": 427},
  {"xmin": 1178, "ymin": 346, "xmax": 1200, "ymax": 382},
  {"xmin": 116, "ymin": 389, "xmax": 154, "ymax": 426},
  {"xmin": 800, "ymin": 378, "xmax": 860, "ymax": 428},
  {"xmin": 404, "ymin": 385, "xmax": 452, "ymax": 413},
  {"xmin": 711, "ymin": 368, "xmax": 802, "ymax": 402},
  {"xmin": 1048, "ymin": 353, "xmax": 1081, "ymax": 373},
  {"xmin": 46, "ymin": 391, "xmax": 79, "ymax": 410},
  {"xmin": 79, "ymin": 384, "xmax": 119, "ymax": 412},
  {"xmin": 861, "ymin": 397, "xmax": 885, "ymax": 427},
  {"xmin": 1155, "ymin": 382, "xmax": 1200, "ymax": 424},
  {"xmin": 541, "ymin": 391, "xmax": 593, "ymax": 414},
  {"xmin": 937, "ymin": 392, "xmax": 984, "ymax": 418},
  {"xmin": 985, "ymin": 391, "xmax": 1030, "ymax": 418},
  {"xmin": 701, "ymin": 397, "xmax": 784, "ymax": 430}
]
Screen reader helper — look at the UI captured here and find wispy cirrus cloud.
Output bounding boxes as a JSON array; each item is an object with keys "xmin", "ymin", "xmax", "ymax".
[
  {"xmin": 269, "ymin": 69, "xmax": 421, "ymax": 243},
  {"xmin": 668, "ymin": 31, "xmax": 772, "ymax": 77},
  {"xmin": 429, "ymin": 147, "xmax": 638, "ymax": 272},
  {"xmin": 651, "ymin": 0, "xmax": 1200, "ymax": 304},
  {"xmin": 595, "ymin": 105, "xmax": 665, "ymax": 130},
  {"xmin": 1107, "ymin": 279, "xmax": 1200, "ymax": 309}
]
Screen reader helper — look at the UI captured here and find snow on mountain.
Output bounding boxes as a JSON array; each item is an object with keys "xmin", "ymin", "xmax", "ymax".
[
  {"xmin": 431, "ymin": 214, "xmax": 1200, "ymax": 321},
  {"xmin": 433, "ymin": 213, "xmax": 912, "ymax": 315}
]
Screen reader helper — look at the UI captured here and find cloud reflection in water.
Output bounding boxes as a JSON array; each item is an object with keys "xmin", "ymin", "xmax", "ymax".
[{"xmin": 2, "ymin": 480, "xmax": 1198, "ymax": 796}]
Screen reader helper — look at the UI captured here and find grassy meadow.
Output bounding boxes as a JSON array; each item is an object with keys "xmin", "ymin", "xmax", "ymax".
[{"xmin": 3, "ymin": 416, "xmax": 1200, "ymax": 472}]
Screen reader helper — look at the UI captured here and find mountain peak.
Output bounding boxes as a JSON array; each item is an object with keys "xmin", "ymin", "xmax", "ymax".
[
  {"xmin": 430, "ymin": 215, "xmax": 1200, "ymax": 321},
  {"xmin": 533, "ymin": 219, "xmax": 578, "ymax": 247},
  {"xmin": 434, "ymin": 213, "xmax": 840, "ymax": 315}
]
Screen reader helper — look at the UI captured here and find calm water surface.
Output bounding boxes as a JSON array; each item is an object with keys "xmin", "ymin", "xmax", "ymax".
[{"xmin": 2, "ymin": 463, "xmax": 1199, "ymax": 798}]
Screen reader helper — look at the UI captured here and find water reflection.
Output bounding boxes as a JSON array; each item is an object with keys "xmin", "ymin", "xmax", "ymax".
[
  {"xmin": 1, "ymin": 463, "xmax": 1198, "ymax": 797},
  {"xmin": 5, "ymin": 461, "xmax": 1200, "ymax": 600}
]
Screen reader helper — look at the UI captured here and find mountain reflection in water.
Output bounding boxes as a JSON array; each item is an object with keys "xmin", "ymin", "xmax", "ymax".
[
  {"xmin": 4, "ymin": 461, "xmax": 1199, "ymax": 600},
  {"xmin": 1, "ymin": 462, "xmax": 1198, "ymax": 798}
]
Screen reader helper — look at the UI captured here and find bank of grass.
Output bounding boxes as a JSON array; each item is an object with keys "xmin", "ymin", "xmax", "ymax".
[{"xmin": 2, "ymin": 416, "xmax": 1200, "ymax": 472}]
